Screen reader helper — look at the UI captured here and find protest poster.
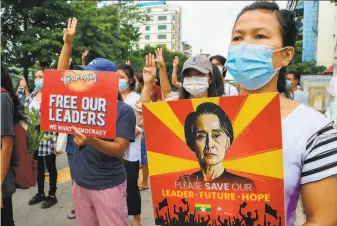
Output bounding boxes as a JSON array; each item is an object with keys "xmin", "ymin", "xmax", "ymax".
[
  {"xmin": 40, "ymin": 69, "xmax": 118, "ymax": 138},
  {"xmin": 142, "ymin": 93, "xmax": 284, "ymax": 226}
]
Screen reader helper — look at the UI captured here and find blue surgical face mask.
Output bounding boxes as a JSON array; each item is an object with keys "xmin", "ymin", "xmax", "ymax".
[
  {"xmin": 34, "ymin": 79, "xmax": 43, "ymax": 89},
  {"xmin": 286, "ymin": 80, "xmax": 292, "ymax": 89},
  {"xmin": 118, "ymin": 79, "xmax": 128, "ymax": 92},
  {"xmin": 225, "ymin": 42, "xmax": 288, "ymax": 90}
]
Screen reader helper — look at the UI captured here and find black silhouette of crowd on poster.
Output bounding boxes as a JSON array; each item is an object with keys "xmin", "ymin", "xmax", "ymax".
[{"xmin": 155, "ymin": 198, "xmax": 282, "ymax": 226}]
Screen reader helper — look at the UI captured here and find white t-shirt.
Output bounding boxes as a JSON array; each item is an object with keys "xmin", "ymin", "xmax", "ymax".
[
  {"xmin": 282, "ymin": 104, "xmax": 337, "ymax": 225},
  {"xmin": 136, "ymin": 98, "xmax": 337, "ymax": 225},
  {"xmin": 29, "ymin": 99, "xmax": 41, "ymax": 111},
  {"xmin": 291, "ymin": 89, "xmax": 308, "ymax": 106},
  {"xmin": 224, "ymin": 82, "xmax": 239, "ymax": 96},
  {"xmin": 123, "ymin": 92, "xmax": 142, "ymax": 162}
]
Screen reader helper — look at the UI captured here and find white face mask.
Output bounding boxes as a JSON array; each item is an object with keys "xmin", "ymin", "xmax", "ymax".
[
  {"xmin": 183, "ymin": 76, "xmax": 209, "ymax": 98},
  {"xmin": 217, "ymin": 65, "xmax": 224, "ymax": 74}
]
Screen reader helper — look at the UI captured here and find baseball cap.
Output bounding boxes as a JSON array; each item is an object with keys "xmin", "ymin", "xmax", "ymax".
[
  {"xmin": 182, "ymin": 55, "xmax": 213, "ymax": 75},
  {"xmin": 73, "ymin": 58, "xmax": 117, "ymax": 72}
]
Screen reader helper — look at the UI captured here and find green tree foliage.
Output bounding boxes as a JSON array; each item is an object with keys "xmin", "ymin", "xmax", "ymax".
[
  {"xmin": 129, "ymin": 45, "xmax": 188, "ymax": 83},
  {"xmin": 1, "ymin": 0, "xmax": 149, "ymax": 83},
  {"xmin": 287, "ymin": 61, "xmax": 326, "ymax": 75},
  {"xmin": 289, "ymin": 40, "xmax": 326, "ymax": 74},
  {"xmin": 1, "ymin": 0, "xmax": 72, "ymax": 80},
  {"xmin": 25, "ymin": 107, "xmax": 55, "ymax": 155}
]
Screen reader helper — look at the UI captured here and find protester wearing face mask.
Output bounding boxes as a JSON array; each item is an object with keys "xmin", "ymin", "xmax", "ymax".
[
  {"xmin": 17, "ymin": 69, "xmax": 59, "ymax": 209},
  {"xmin": 210, "ymin": 55, "xmax": 239, "ymax": 96},
  {"xmin": 285, "ymin": 70, "xmax": 308, "ymax": 105},
  {"xmin": 223, "ymin": 2, "xmax": 337, "ymax": 225},
  {"xmin": 57, "ymin": 17, "xmax": 136, "ymax": 226},
  {"xmin": 117, "ymin": 64, "xmax": 142, "ymax": 226},
  {"xmin": 171, "ymin": 56, "xmax": 224, "ymax": 97},
  {"xmin": 134, "ymin": 54, "xmax": 218, "ymax": 130}
]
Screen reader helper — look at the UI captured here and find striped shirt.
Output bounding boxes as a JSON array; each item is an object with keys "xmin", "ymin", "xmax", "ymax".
[
  {"xmin": 17, "ymin": 87, "xmax": 57, "ymax": 156},
  {"xmin": 282, "ymin": 104, "xmax": 337, "ymax": 226}
]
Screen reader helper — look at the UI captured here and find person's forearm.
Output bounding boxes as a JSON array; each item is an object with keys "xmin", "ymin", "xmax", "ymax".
[
  {"xmin": 140, "ymin": 83, "xmax": 153, "ymax": 103},
  {"xmin": 172, "ymin": 67, "xmax": 178, "ymax": 85},
  {"xmin": 1, "ymin": 142, "xmax": 13, "ymax": 186},
  {"xmin": 303, "ymin": 218, "xmax": 337, "ymax": 226},
  {"xmin": 87, "ymin": 138, "xmax": 125, "ymax": 157},
  {"xmin": 159, "ymin": 65, "xmax": 171, "ymax": 97},
  {"xmin": 58, "ymin": 42, "xmax": 73, "ymax": 70},
  {"xmin": 24, "ymin": 88, "xmax": 30, "ymax": 97},
  {"xmin": 82, "ymin": 57, "xmax": 86, "ymax": 66},
  {"xmin": 135, "ymin": 127, "xmax": 141, "ymax": 136}
]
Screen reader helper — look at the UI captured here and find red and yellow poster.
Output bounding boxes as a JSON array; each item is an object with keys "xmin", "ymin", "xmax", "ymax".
[
  {"xmin": 143, "ymin": 93, "xmax": 284, "ymax": 226},
  {"xmin": 40, "ymin": 69, "xmax": 118, "ymax": 138}
]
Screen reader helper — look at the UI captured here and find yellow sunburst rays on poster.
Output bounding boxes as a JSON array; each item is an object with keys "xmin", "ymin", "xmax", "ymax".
[
  {"xmin": 144, "ymin": 101, "xmax": 185, "ymax": 142},
  {"xmin": 223, "ymin": 149, "xmax": 283, "ymax": 179},
  {"xmin": 232, "ymin": 93, "xmax": 278, "ymax": 140},
  {"xmin": 148, "ymin": 149, "xmax": 283, "ymax": 179},
  {"xmin": 147, "ymin": 151, "xmax": 200, "ymax": 176},
  {"xmin": 191, "ymin": 97, "xmax": 220, "ymax": 110}
]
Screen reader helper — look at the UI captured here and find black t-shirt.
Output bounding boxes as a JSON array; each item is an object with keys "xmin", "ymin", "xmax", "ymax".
[
  {"xmin": 72, "ymin": 101, "xmax": 136, "ymax": 190},
  {"xmin": 1, "ymin": 92, "xmax": 16, "ymax": 198}
]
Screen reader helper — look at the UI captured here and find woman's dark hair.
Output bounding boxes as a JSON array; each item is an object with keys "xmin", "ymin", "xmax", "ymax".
[
  {"xmin": 135, "ymin": 72, "xmax": 144, "ymax": 85},
  {"xmin": 286, "ymin": 70, "xmax": 301, "ymax": 82},
  {"xmin": 1, "ymin": 64, "xmax": 27, "ymax": 124},
  {"xmin": 179, "ymin": 69, "xmax": 217, "ymax": 100},
  {"xmin": 118, "ymin": 91, "xmax": 123, "ymax": 101},
  {"xmin": 210, "ymin": 55, "xmax": 227, "ymax": 77},
  {"xmin": 209, "ymin": 55, "xmax": 227, "ymax": 66},
  {"xmin": 35, "ymin": 68, "xmax": 45, "ymax": 73},
  {"xmin": 184, "ymin": 102, "xmax": 234, "ymax": 152},
  {"xmin": 236, "ymin": 1, "xmax": 298, "ymax": 98},
  {"xmin": 211, "ymin": 64, "xmax": 225, "ymax": 96},
  {"xmin": 118, "ymin": 64, "xmax": 136, "ymax": 91}
]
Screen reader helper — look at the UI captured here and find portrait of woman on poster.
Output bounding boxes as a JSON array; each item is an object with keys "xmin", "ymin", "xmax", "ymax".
[{"xmin": 184, "ymin": 102, "xmax": 255, "ymax": 186}]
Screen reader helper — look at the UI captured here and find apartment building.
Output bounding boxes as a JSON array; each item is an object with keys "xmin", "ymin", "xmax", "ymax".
[
  {"xmin": 295, "ymin": 0, "xmax": 337, "ymax": 68},
  {"xmin": 136, "ymin": 1, "xmax": 181, "ymax": 51}
]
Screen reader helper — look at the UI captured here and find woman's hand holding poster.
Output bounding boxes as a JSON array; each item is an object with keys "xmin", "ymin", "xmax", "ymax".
[
  {"xmin": 40, "ymin": 70, "xmax": 118, "ymax": 138},
  {"xmin": 142, "ymin": 93, "xmax": 285, "ymax": 226}
]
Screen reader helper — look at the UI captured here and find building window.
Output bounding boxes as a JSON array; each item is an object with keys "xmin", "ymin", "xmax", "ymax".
[
  {"xmin": 158, "ymin": 25, "xmax": 167, "ymax": 30},
  {"xmin": 158, "ymin": 34, "xmax": 167, "ymax": 40},
  {"xmin": 145, "ymin": 35, "xmax": 150, "ymax": 40},
  {"xmin": 158, "ymin": 15, "xmax": 167, "ymax": 21},
  {"xmin": 145, "ymin": 26, "xmax": 150, "ymax": 31}
]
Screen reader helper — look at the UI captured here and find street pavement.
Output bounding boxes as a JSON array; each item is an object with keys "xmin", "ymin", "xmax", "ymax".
[{"xmin": 12, "ymin": 154, "xmax": 306, "ymax": 226}]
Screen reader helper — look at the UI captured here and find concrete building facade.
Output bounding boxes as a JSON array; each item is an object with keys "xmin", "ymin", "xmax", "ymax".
[
  {"xmin": 135, "ymin": 1, "xmax": 181, "ymax": 51},
  {"xmin": 298, "ymin": 0, "xmax": 337, "ymax": 68}
]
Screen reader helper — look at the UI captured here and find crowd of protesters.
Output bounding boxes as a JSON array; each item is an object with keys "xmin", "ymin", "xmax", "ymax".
[{"xmin": 1, "ymin": 1, "xmax": 337, "ymax": 226}]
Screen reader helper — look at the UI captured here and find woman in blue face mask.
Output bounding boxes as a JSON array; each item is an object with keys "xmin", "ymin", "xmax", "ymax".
[
  {"xmin": 117, "ymin": 64, "xmax": 143, "ymax": 226},
  {"xmin": 225, "ymin": 2, "xmax": 337, "ymax": 226},
  {"xmin": 16, "ymin": 68, "xmax": 59, "ymax": 209}
]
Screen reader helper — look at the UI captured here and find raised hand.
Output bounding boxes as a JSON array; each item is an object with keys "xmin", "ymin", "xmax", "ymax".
[
  {"xmin": 126, "ymin": 60, "xmax": 131, "ymax": 65},
  {"xmin": 143, "ymin": 53, "xmax": 156, "ymax": 84},
  {"xmin": 82, "ymin": 49, "xmax": 89, "ymax": 59},
  {"xmin": 19, "ymin": 77, "xmax": 28, "ymax": 89},
  {"xmin": 63, "ymin": 17, "xmax": 78, "ymax": 43},
  {"xmin": 173, "ymin": 56, "xmax": 179, "ymax": 68},
  {"xmin": 155, "ymin": 48, "xmax": 165, "ymax": 68}
]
